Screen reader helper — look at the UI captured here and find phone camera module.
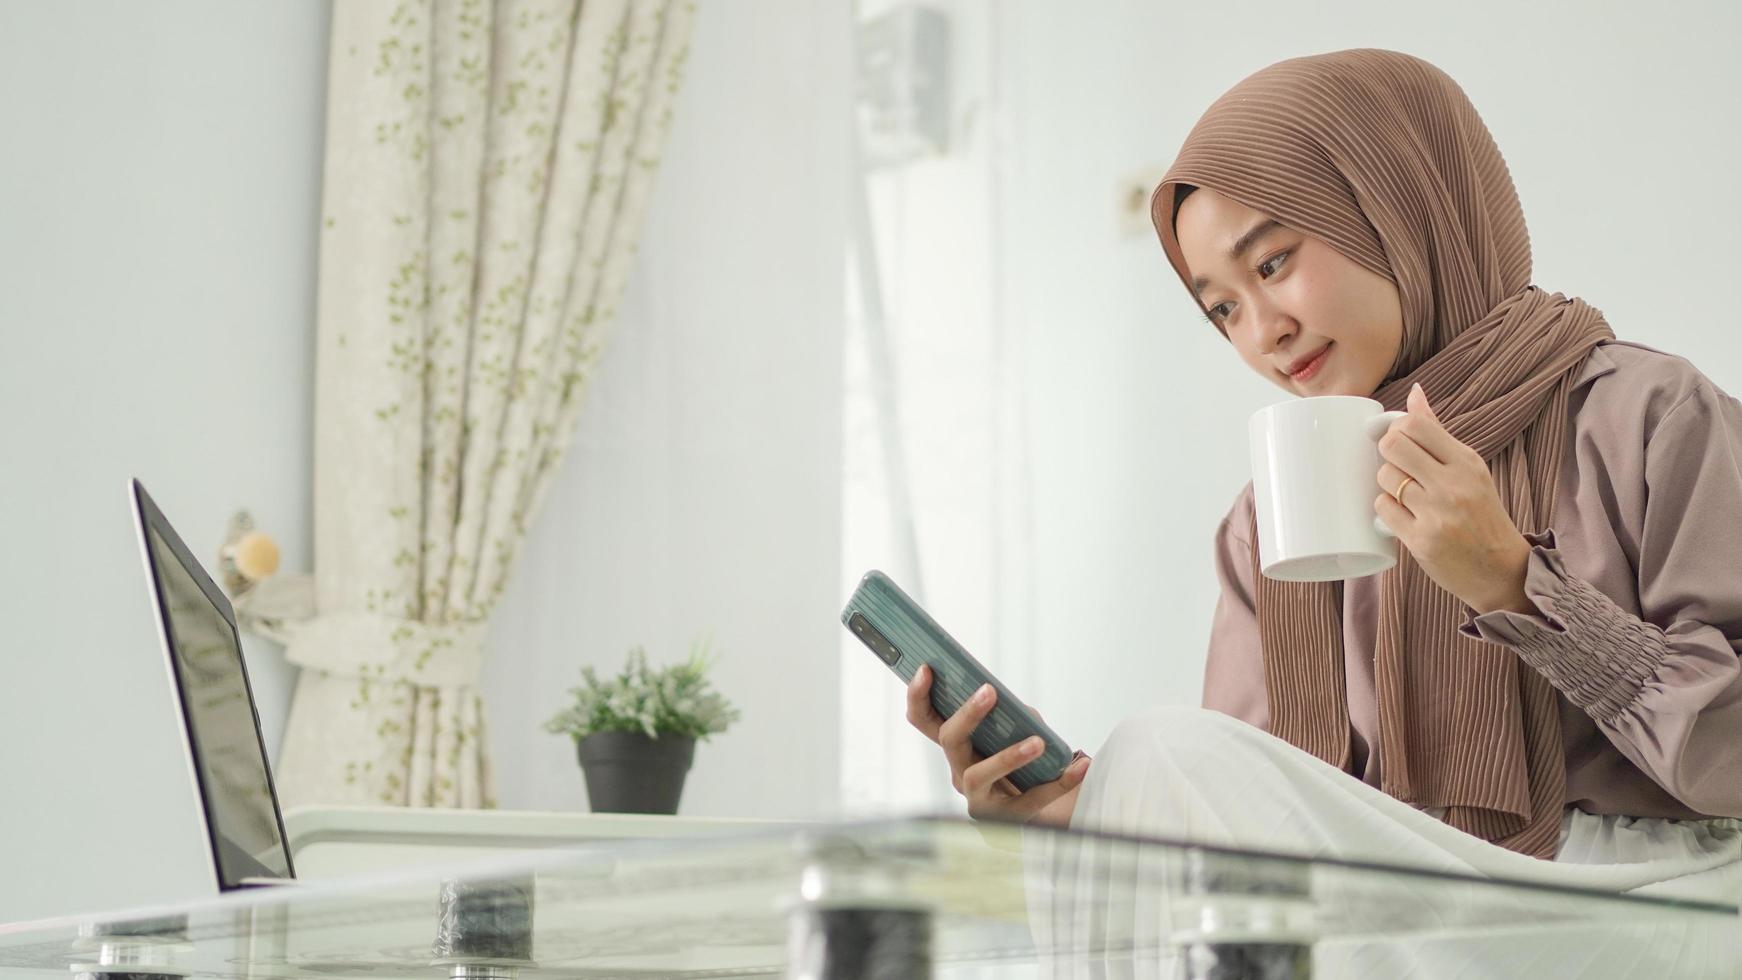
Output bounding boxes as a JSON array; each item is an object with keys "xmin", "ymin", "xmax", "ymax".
[{"xmin": 849, "ymin": 613, "xmax": 902, "ymax": 666}]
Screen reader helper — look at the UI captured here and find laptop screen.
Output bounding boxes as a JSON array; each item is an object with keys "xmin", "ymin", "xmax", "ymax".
[{"xmin": 136, "ymin": 483, "xmax": 293, "ymax": 889}]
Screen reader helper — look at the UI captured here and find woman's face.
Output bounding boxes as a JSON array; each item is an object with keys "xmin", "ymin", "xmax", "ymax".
[{"xmin": 1174, "ymin": 187, "xmax": 1404, "ymax": 397}]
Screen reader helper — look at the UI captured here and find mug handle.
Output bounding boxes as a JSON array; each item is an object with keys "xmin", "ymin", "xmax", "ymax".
[{"xmin": 1367, "ymin": 410, "xmax": 1408, "ymax": 539}]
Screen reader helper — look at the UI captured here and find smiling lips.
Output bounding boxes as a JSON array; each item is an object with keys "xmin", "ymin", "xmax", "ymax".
[{"xmin": 1286, "ymin": 344, "xmax": 1333, "ymax": 382}]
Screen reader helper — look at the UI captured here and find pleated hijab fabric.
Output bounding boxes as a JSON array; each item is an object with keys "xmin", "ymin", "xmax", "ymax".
[{"xmin": 1149, "ymin": 49, "xmax": 1615, "ymax": 858}]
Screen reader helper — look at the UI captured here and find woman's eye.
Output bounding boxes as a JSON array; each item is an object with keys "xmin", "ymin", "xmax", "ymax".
[
  {"xmin": 1205, "ymin": 302, "xmax": 1233, "ymax": 322},
  {"xmin": 1258, "ymin": 250, "xmax": 1290, "ymax": 279}
]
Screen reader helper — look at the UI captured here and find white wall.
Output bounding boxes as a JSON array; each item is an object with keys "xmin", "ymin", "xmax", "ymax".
[
  {"xmin": 0, "ymin": 1, "xmax": 327, "ymax": 922},
  {"xmin": 480, "ymin": 2, "xmax": 851, "ymax": 820},
  {"xmin": 994, "ymin": 0, "xmax": 1742, "ymax": 755}
]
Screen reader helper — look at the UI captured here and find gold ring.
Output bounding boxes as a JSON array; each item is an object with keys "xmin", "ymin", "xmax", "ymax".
[{"xmin": 1395, "ymin": 475, "xmax": 1417, "ymax": 505}]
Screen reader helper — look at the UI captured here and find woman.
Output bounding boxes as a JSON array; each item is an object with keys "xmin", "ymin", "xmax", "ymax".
[{"xmin": 905, "ymin": 49, "xmax": 1741, "ymax": 907}]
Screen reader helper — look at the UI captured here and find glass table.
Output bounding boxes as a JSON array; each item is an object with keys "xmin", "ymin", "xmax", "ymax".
[{"xmin": 0, "ymin": 817, "xmax": 1733, "ymax": 979}]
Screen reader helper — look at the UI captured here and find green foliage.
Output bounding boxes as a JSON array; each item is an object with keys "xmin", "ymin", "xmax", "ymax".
[{"xmin": 544, "ymin": 640, "xmax": 740, "ymax": 742}]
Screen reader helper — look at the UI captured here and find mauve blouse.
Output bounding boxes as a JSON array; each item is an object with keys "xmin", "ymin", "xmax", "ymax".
[{"xmin": 1204, "ymin": 341, "xmax": 1742, "ymax": 821}]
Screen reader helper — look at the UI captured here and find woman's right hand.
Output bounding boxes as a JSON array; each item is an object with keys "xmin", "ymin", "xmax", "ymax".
[{"xmin": 904, "ymin": 664, "xmax": 1090, "ymax": 827}]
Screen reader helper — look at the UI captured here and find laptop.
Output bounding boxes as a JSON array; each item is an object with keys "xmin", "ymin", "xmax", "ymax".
[{"xmin": 130, "ymin": 479, "xmax": 296, "ymax": 891}]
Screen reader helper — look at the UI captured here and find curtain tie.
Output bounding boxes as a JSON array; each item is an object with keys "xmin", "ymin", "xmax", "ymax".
[{"xmin": 235, "ymin": 574, "xmax": 488, "ymax": 687}]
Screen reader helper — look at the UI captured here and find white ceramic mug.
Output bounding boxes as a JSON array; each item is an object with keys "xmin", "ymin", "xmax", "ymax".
[{"xmin": 1248, "ymin": 396, "xmax": 1407, "ymax": 582}]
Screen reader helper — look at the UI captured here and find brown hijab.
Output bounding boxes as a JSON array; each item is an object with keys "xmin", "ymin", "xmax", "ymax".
[{"xmin": 1149, "ymin": 49, "xmax": 1615, "ymax": 858}]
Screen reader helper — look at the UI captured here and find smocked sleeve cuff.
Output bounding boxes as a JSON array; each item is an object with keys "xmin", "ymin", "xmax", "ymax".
[{"xmin": 1458, "ymin": 529, "xmax": 1668, "ymax": 721}]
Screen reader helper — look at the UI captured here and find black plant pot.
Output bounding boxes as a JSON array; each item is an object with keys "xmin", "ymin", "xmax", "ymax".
[{"xmin": 576, "ymin": 731, "xmax": 697, "ymax": 814}]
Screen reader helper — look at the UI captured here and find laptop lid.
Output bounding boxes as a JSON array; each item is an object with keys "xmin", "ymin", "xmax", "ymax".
[{"xmin": 130, "ymin": 479, "xmax": 295, "ymax": 891}]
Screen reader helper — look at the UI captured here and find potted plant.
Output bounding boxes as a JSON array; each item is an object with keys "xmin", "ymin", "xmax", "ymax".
[{"xmin": 544, "ymin": 641, "xmax": 740, "ymax": 814}]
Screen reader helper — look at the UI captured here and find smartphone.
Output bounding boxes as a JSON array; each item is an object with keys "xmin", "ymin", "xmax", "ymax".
[{"xmin": 841, "ymin": 569, "xmax": 1076, "ymax": 792}]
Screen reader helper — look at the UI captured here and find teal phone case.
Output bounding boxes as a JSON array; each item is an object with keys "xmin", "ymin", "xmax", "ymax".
[{"xmin": 841, "ymin": 570, "xmax": 1075, "ymax": 792}]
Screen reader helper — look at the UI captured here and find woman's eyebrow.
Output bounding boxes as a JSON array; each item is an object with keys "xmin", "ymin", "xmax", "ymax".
[{"xmin": 1191, "ymin": 218, "xmax": 1284, "ymax": 297}]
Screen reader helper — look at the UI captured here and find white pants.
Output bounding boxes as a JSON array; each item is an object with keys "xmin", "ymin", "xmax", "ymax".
[{"xmin": 1024, "ymin": 706, "xmax": 1742, "ymax": 978}]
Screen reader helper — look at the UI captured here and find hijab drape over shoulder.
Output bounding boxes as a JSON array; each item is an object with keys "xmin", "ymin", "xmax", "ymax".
[{"xmin": 1150, "ymin": 49, "xmax": 1614, "ymax": 857}]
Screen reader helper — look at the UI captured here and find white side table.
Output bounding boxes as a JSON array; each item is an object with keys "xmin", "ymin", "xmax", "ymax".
[{"xmin": 282, "ymin": 805, "xmax": 798, "ymax": 879}]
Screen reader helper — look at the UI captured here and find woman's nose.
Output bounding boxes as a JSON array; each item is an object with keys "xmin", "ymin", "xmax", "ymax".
[{"xmin": 1250, "ymin": 297, "xmax": 1297, "ymax": 355}]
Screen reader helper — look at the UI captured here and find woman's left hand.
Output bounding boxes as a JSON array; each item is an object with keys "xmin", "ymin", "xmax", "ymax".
[{"xmin": 1374, "ymin": 384, "xmax": 1536, "ymax": 615}]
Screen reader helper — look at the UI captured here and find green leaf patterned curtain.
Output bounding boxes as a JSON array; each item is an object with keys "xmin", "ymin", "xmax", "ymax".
[{"xmin": 258, "ymin": 0, "xmax": 695, "ymax": 808}]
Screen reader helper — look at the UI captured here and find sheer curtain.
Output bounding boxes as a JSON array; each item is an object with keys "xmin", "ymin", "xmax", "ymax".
[{"xmin": 838, "ymin": 0, "xmax": 1035, "ymax": 815}]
